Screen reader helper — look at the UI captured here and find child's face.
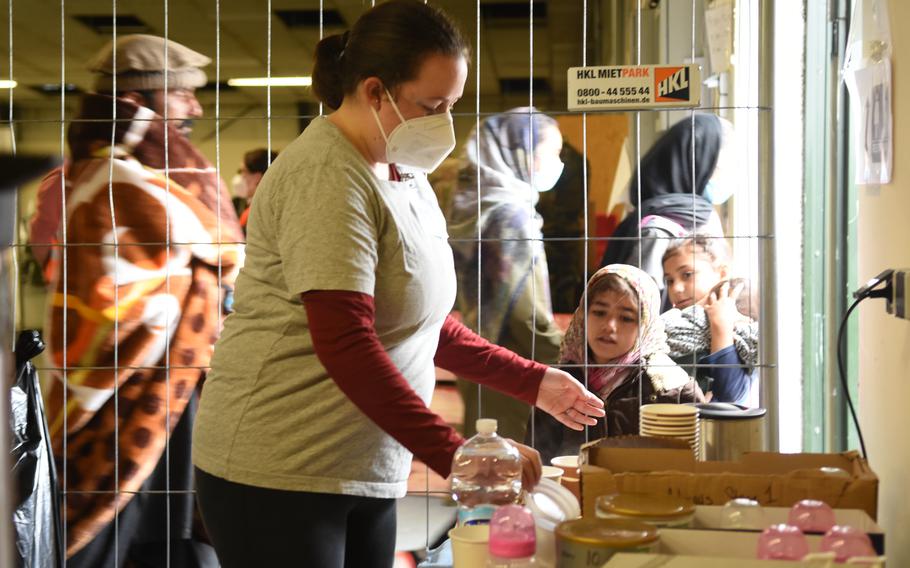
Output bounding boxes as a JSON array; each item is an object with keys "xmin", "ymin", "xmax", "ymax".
[
  {"xmin": 663, "ymin": 244, "xmax": 727, "ymax": 309},
  {"xmin": 586, "ymin": 290, "xmax": 639, "ymax": 364}
]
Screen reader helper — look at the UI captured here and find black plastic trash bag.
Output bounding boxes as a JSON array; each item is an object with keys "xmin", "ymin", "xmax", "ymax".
[{"xmin": 10, "ymin": 330, "xmax": 63, "ymax": 568}]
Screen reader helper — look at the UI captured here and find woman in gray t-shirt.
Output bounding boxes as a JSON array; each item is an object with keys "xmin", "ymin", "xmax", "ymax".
[{"xmin": 192, "ymin": 2, "xmax": 604, "ymax": 566}]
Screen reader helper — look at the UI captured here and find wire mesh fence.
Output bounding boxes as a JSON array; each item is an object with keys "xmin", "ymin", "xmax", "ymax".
[{"xmin": 3, "ymin": 0, "xmax": 774, "ymax": 564}]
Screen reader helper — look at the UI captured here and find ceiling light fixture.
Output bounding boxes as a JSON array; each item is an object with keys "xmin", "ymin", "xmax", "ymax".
[
  {"xmin": 227, "ymin": 76, "xmax": 312, "ymax": 87},
  {"xmin": 0, "ymin": 80, "xmax": 17, "ymax": 89}
]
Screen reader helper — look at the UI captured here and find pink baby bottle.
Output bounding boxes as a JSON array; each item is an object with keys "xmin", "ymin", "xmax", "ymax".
[{"xmin": 487, "ymin": 504, "xmax": 537, "ymax": 567}]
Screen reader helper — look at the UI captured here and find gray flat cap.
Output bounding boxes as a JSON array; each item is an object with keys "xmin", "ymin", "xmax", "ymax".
[{"xmin": 88, "ymin": 34, "xmax": 211, "ymax": 92}]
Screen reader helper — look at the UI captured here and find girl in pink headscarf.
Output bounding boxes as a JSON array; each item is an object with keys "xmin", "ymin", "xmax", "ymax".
[{"xmin": 527, "ymin": 264, "xmax": 704, "ymax": 464}]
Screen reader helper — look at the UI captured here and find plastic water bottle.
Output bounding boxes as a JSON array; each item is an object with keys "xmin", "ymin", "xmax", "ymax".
[
  {"xmin": 451, "ymin": 418, "xmax": 522, "ymax": 525},
  {"xmin": 487, "ymin": 505, "xmax": 537, "ymax": 567}
]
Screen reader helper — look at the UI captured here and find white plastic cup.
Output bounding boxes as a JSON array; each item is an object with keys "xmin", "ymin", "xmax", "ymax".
[
  {"xmin": 448, "ymin": 524, "xmax": 489, "ymax": 568},
  {"xmin": 550, "ymin": 455, "xmax": 579, "ymax": 477},
  {"xmin": 541, "ymin": 465, "xmax": 564, "ymax": 484}
]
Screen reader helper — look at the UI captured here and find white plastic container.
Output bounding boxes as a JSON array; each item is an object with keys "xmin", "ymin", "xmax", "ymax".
[{"xmin": 525, "ymin": 478, "xmax": 581, "ymax": 567}]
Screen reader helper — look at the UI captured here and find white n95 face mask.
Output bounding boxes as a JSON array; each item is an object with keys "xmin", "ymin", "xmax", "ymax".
[
  {"xmin": 370, "ymin": 88, "xmax": 456, "ymax": 173},
  {"xmin": 230, "ymin": 173, "xmax": 250, "ymax": 199},
  {"xmin": 532, "ymin": 159, "xmax": 565, "ymax": 193}
]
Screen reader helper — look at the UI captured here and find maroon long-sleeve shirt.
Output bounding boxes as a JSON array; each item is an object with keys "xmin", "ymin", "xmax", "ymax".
[{"xmin": 302, "ymin": 290, "xmax": 547, "ymax": 478}]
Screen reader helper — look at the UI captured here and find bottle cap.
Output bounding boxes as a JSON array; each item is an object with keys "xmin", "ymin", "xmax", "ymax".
[{"xmin": 476, "ymin": 418, "xmax": 498, "ymax": 434}]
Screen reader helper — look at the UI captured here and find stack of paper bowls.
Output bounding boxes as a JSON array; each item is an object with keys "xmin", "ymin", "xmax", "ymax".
[{"xmin": 639, "ymin": 404, "xmax": 699, "ymax": 453}]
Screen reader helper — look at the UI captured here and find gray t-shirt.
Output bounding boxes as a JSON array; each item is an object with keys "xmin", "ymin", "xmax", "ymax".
[{"xmin": 192, "ymin": 117, "xmax": 457, "ymax": 498}]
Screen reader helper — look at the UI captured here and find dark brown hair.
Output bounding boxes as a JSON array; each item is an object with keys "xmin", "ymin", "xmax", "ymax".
[
  {"xmin": 243, "ymin": 148, "xmax": 279, "ymax": 174},
  {"xmin": 662, "ymin": 233, "xmax": 731, "ymax": 268},
  {"xmin": 664, "ymin": 235, "xmax": 758, "ymax": 319},
  {"xmin": 587, "ymin": 273, "xmax": 639, "ymax": 311},
  {"xmin": 311, "ymin": 0, "xmax": 470, "ymax": 110}
]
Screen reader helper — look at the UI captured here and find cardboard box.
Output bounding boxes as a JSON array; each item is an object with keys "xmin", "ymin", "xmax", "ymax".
[{"xmin": 579, "ymin": 443, "xmax": 878, "ymax": 520}]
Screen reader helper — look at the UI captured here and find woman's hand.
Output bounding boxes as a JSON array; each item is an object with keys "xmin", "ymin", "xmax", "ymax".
[
  {"xmin": 535, "ymin": 367, "xmax": 605, "ymax": 431},
  {"xmin": 704, "ymin": 280, "xmax": 744, "ymax": 353},
  {"xmin": 506, "ymin": 439, "xmax": 542, "ymax": 492}
]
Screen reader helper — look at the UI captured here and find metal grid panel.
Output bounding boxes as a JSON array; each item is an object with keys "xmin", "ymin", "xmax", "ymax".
[{"xmin": 3, "ymin": 0, "xmax": 775, "ymax": 562}]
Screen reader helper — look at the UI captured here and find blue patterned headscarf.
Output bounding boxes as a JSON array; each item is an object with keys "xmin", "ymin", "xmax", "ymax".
[{"xmin": 446, "ymin": 108, "xmax": 560, "ymax": 343}]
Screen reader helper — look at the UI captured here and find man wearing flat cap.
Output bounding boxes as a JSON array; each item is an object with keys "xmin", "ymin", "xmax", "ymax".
[{"xmin": 43, "ymin": 34, "xmax": 242, "ymax": 566}]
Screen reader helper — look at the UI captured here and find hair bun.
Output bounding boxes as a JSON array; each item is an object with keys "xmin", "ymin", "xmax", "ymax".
[
  {"xmin": 312, "ymin": 32, "xmax": 348, "ymax": 109},
  {"xmin": 311, "ymin": 1, "xmax": 468, "ymax": 111}
]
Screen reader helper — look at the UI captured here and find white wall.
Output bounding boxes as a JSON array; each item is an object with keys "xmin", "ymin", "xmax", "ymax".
[
  {"xmin": 774, "ymin": 0, "xmax": 805, "ymax": 453},
  {"xmin": 857, "ymin": 1, "xmax": 910, "ymax": 565}
]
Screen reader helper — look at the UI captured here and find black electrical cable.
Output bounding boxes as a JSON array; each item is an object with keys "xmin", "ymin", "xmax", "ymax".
[
  {"xmin": 836, "ymin": 295, "xmax": 868, "ymax": 460},
  {"xmin": 834, "ymin": 270, "xmax": 893, "ymax": 461}
]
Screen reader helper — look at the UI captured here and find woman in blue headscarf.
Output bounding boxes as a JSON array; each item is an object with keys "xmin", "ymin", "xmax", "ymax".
[{"xmin": 446, "ymin": 108, "xmax": 566, "ymax": 441}]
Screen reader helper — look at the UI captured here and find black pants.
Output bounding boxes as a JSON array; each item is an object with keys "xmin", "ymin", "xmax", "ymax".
[{"xmin": 195, "ymin": 468, "xmax": 397, "ymax": 568}]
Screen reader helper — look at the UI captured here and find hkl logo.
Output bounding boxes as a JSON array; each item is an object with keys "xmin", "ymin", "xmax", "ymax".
[{"xmin": 655, "ymin": 67, "xmax": 690, "ymax": 102}]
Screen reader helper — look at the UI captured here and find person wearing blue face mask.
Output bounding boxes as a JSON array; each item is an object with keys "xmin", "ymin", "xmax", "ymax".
[
  {"xmin": 446, "ymin": 109, "xmax": 569, "ymax": 442},
  {"xmin": 701, "ymin": 115, "xmax": 737, "ymax": 206},
  {"xmin": 191, "ymin": 4, "xmax": 605, "ymax": 567},
  {"xmin": 599, "ymin": 113, "xmax": 736, "ymax": 311}
]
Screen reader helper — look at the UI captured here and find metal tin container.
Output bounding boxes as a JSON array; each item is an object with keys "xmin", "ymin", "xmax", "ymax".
[
  {"xmin": 594, "ymin": 493, "xmax": 695, "ymax": 527},
  {"xmin": 555, "ymin": 518, "xmax": 659, "ymax": 568},
  {"xmin": 691, "ymin": 402, "xmax": 768, "ymax": 461}
]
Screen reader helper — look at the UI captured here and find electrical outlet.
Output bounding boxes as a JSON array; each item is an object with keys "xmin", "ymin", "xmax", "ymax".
[{"xmin": 888, "ymin": 269, "xmax": 910, "ymax": 320}]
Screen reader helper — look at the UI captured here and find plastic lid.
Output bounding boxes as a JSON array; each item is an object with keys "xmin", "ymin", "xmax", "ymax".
[
  {"xmin": 688, "ymin": 402, "xmax": 767, "ymax": 420},
  {"xmin": 555, "ymin": 518, "xmax": 659, "ymax": 547},
  {"xmin": 822, "ymin": 524, "xmax": 875, "ymax": 561},
  {"xmin": 596, "ymin": 493, "xmax": 695, "ymax": 519},
  {"xmin": 788, "ymin": 499, "xmax": 836, "ymax": 533},
  {"xmin": 525, "ymin": 478, "xmax": 581, "ymax": 532},
  {"xmin": 476, "ymin": 418, "xmax": 498, "ymax": 434},
  {"xmin": 488, "ymin": 505, "xmax": 536, "ymax": 558}
]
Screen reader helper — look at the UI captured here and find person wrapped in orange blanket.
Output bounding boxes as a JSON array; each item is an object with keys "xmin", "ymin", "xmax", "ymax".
[{"xmin": 44, "ymin": 34, "xmax": 243, "ymax": 566}]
